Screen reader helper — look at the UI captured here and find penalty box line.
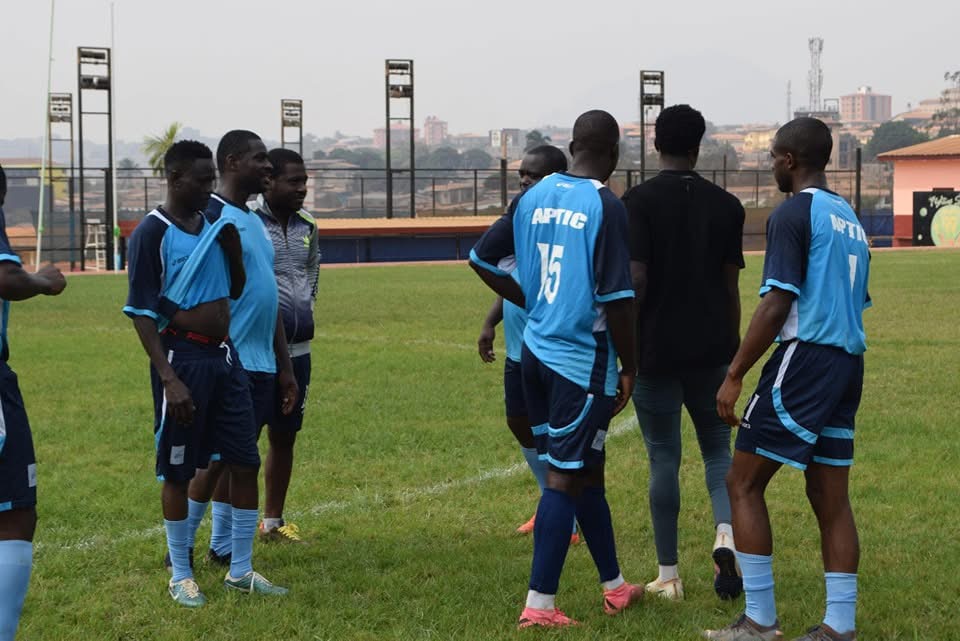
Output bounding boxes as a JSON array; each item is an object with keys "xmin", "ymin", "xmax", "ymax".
[{"xmin": 39, "ymin": 414, "xmax": 638, "ymax": 553}]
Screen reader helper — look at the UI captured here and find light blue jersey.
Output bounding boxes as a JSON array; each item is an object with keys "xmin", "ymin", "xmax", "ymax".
[
  {"xmin": 206, "ymin": 194, "xmax": 278, "ymax": 373},
  {"xmin": 471, "ymin": 173, "xmax": 633, "ymax": 395},
  {"xmin": 123, "ymin": 209, "xmax": 231, "ymax": 326},
  {"xmin": 502, "ymin": 272, "xmax": 527, "ymax": 363},
  {"xmin": 760, "ymin": 187, "xmax": 871, "ymax": 355},
  {"xmin": 0, "ymin": 206, "xmax": 21, "ymax": 361}
]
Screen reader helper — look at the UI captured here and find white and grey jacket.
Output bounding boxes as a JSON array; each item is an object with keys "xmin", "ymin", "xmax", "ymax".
[{"xmin": 253, "ymin": 197, "xmax": 320, "ymax": 356}]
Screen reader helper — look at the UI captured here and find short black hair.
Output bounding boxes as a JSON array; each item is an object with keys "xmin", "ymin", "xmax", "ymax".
[
  {"xmin": 655, "ymin": 104, "xmax": 705, "ymax": 155},
  {"xmin": 0, "ymin": 163, "xmax": 6, "ymax": 196},
  {"xmin": 216, "ymin": 129, "xmax": 261, "ymax": 172},
  {"xmin": 571, "ymin": 110, "xmax": 620, "ymax": 154},
  {"xmin": 163, "ymin": 140, "xmax": 213, "ymax": 177},
  {"xmin": 267, "ymin": 148, "xmax": 305, "ymax": 178},
  {"xmin": 774, "ymin": 117, "xmax": 833, "ymax": 170},
  {"xmin": 526, "ymin": 145, "xmax": 568, "ymax": 173}
]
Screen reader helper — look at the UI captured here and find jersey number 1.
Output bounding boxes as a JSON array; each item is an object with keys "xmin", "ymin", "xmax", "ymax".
[{"xmin": 537, "ymin": 243, "xmax": 563, "ymax": 304}]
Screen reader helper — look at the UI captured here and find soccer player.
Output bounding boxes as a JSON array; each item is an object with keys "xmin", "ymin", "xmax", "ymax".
[
  {"xmin": 0, "ymin": 164, "xmax": 67, "ymax": 639},
  {"xmin": 470, "ymin": 110, "xmax": 643, "ymax": 628},
  {"xmin": 252, "ymin": 148, "xmax": 319, "ymax": 542},
  {"xmin": 125, "ymin": 140, "xmax": 287, "ymax": 605},
  {"xmin": 476, "ymin": 145, "xmax": 572, "ymax": 537},
  {"xmin": 185, "ymin": 131, "xmax": 298, "ymax": 574},
  {"xmin": 704, "ymin": 117, "xmax": 870, "ymax": 641},
  {"xmin": 621, "ymin": 104, "xmax": 744, "ymax": 601}
]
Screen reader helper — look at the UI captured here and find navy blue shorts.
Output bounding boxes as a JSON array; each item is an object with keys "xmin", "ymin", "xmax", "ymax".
[
  {"xmin": 521, "ymin": 345, "xmax": 614, "ymax": 471},
  {"xmin": 248, "ymin": 371, "xmax": 277, "ymax": 431},
  {"xmin": 151, "ymin": 336, "xmax": 260, "ymax": 482},
  {"xmin": 503, "ymin": 357, "xmax": 526, "ymax": 418},
  {"xmin": 0, "ymin": 362, "xmax": 37, "ymax": 512},
  {"xmin": 269, "ymin": 353, "xmax": 310, "ymax": 432},
  {"xmin": 736, "ymin": 340, "xmax": 863, "ymax": 471}
]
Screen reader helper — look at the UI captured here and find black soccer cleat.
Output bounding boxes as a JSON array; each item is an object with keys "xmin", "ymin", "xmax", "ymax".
[
  {"xmin": 206, "ymin": 548, "xmax": 232, "ymax": 567},
  {"xmin": 713, "ymin": 546, "xmax": 743, "ymax": 600},
  {"xmin": 163, "ymin": 547, "xmax": 195, "ymax": 574}
]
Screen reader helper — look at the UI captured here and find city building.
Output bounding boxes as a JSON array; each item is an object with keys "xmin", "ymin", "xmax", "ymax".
[
  {"xmin": 877, "ymin": 135, "xmax": 960, "ymax": 247},
  {"xmin": 373, "ymin": 125, "xmax": 420, "ymax": 149},
  {"xmin": 489, "ymin": 128, "xmax": 524, "ymax": 156},
  {"xmin": 840, "ymin": 86, "xmax": 892, "ymax": 124},
  {"xmin": 742, "ymin": 129, "xmax": 779, "ymax": 153},
  {"xmin": 423, "ymin": 116, "xmax": 448, "ymax": 147}
]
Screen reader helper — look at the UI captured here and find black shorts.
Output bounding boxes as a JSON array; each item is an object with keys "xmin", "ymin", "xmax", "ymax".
[
  {"xmin": 736, "ymin": 341, "xmax": 863, "ymax": 470},
  {"xmin": 248, "ymin": 371, "xmax": 277, "ymax": 431},
  {"xmin": 521, "ymin": 344, "xmax": 614, "ymax": 472},
  {"xmin": 0, "ymin": 362, "xmax": 37, "ymax": 511},
  {"xmin": 152, "ymin": 336, "xmax": 260, "ymax": 482},
  {"xmin": 269, "ymin": 354, "xmax": 311, "ymax": 433},
  {"xmin": 503, "ymin": 357, "xmax": 526, "ymax": 418}
]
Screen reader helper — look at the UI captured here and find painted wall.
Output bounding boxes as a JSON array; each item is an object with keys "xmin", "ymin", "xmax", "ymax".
[{"xmin": 890, "ymin": 158, "xmax": 960, "ymax": 246}]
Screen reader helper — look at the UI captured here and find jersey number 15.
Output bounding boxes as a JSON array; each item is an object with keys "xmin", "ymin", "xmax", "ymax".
[{"xmin": 537, "ymin": 243, "xmax": 563, "ymax": 304}]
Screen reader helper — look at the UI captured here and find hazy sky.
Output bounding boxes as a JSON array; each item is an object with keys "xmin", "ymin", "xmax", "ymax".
[{"xmin": 2, "ymin": 0, "xmax": 956, "ymax": 144}]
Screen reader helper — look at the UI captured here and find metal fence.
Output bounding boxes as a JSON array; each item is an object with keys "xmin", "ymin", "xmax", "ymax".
[{"xmin": 2, "ymin": 163, "xmax": 891, "ymax": 268}]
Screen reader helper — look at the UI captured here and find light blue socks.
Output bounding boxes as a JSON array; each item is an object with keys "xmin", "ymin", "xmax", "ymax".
[
  {"xmin": 521, "ymin": 447, "xmax": 548, "ymax": 491},
  {"xmin": 824, "ymin": 572, "xmax": 857, "ymax": 634},
  {"xmin": 0, "ymin": 540, "xmax": 33, "ymax": 641},
  {"xmin": 163, "ymin": 519, "xmax": 192, "ymax": 582},
  {"xmin": 185, "ymin": 499, "xmax": 208, "ymax": 549},
  {"xmin": 229, "ymin": 507, "xmax": 258, "ymax": 579},
  {"xmin": 737, "ymin": 551, "xmax": 777, "ymax": 627},
  {"xmin": 210, "ymin": 501, "xmax": 233, "ymax": 556}
]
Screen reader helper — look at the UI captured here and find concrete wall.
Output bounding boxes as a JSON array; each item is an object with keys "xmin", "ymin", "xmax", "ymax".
[{"xmin": 889, "ymin": 158, "xmax": 960, "ymax": 246}]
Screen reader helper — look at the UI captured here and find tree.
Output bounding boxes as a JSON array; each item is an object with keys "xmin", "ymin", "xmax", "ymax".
[
  {"xmin": 698, "ymin": 140, "xmax": 740, "ymax": 171},
  {"xmin": 931, "ymin": 70, "xmax": 960, "ymax": 136},
  {"xmin": 117, "ymin": 157, "xmax": 139, "ymax": 189},
  {"xmin": 525, "ymin": 130, "xmax": 551, "ymax": 152},
  {"xmin": 328, "ymin": 147, "xmax": 385, "ymax": 168},
  {"xmin": 461, "ymin": 148, "xmax": 493, "ymax": 170},
  {"xmin": 865, "ymin": 121, "xmax": 928, "ymax": 160},
  {"xmin": 142, "ymin": 122, "xmax": 182, "ymax": 176},
  {"xmin": 420, "ymin": 146, "xmax": 461, "ymax": 169}
]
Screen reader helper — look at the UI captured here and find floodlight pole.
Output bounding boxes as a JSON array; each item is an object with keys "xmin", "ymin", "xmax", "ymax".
[
  {"xmin": 77, "ymin": 46, "xmax": 114, "ymax": 270},
  {"xmin": 639, "ymin": 70, "xmax": 665, "ymax": 183},
  {"xmin": 48, "ymin": 93, "xmax": 76, "ymax": 269},
  {"xmin": 385, "ymin": 59, "xmax": 415, "ymax": 219},
  {"xmin": 281, "ymin": 99, "xmax": 303, "ymax": 156}
]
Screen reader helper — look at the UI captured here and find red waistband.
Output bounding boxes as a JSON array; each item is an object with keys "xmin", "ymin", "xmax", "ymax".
[{"xmin": 161, "ymin": 327, "xmax": 227, "ymax": 346}]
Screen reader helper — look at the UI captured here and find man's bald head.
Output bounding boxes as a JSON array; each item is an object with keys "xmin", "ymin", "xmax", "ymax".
[{"xmin": 571, "ymin": 110, "xmax": 620, "ymax": 155}]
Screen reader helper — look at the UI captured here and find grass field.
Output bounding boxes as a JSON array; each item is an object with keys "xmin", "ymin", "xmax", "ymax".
[{"xmin": 7, "ymin": 249, "xmax": 960, "ymax": 640}]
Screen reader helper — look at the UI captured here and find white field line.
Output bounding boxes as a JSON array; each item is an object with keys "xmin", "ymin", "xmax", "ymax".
[{"xmin": 37, "ymin": 414, "xmax": 639, "ymax": 553}]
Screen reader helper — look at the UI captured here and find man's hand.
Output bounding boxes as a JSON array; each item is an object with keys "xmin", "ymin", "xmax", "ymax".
[
  {"xmin": 216, "ymin": 223, "xmax": 242, "ymax": 262},
  {"xmin": 278, "ymin": 368, "xmax": 299, "ymax": 416},
  {"xmin": 716, "ymin": 373, "xmax": 743, "ymax": 427},
  {"xmin": 37, "ymin": 263, "xmax": 67, "ymax": 296},
  {"xmin": 612, "ymin": 370, "xmax": 635, "ymax": 417},
  {"xmin": 163, "ymin": 375, "xmax": 195, "ymax": 425},
  {"xmin": 477, "ymin": 325, "xmax": 496, "ymax": 363}
]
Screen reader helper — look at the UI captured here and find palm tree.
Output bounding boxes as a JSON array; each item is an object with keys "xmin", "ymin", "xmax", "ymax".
[{"xmin": 142, "ymin": 122, "xmax": 182, "ymax": 176}]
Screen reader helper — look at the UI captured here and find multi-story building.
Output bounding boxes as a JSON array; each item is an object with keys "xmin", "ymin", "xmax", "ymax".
[
  {"xmin": 840, "ymin": 86, "xmax": 892, "ymax": 124},
  {"xmin": 423, "ymin": 116, "xmax": 448, "ymax": 147},
  {"xmin": 373, "ymin": 125, "xmax": 420, "ymax": 149}
]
